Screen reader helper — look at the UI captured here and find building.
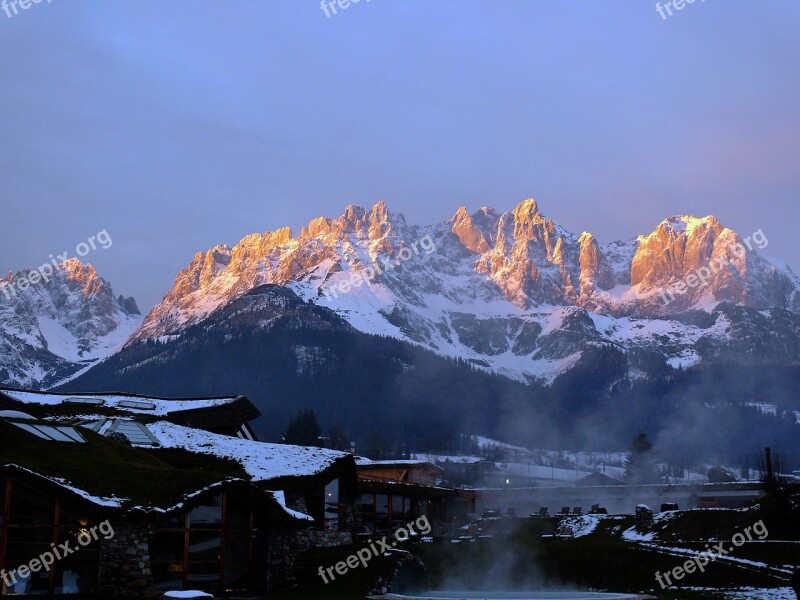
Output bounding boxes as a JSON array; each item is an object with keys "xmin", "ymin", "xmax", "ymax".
[
  {"xmin": 0, "ymin": 414, "xmax": 308, "ymax": 597},
  {"xmin": 0, "ymin": 388, "xmax": 361, "ymax": 597},
  {"xmin": 0, "ymin": 388, "xmax": 260, "ymax": 439},
  {"xmin": 355, "ymin": 458, "xmax": 476, "ymax": 534},
  {"xmin": 355, "ymin": 458, "xmax": 443, "ymax": 487}
]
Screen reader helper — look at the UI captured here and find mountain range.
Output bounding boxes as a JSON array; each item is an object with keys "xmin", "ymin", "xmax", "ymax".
[
  {"xmin": 3, "ymin": 199, "xmax": 800, "ymax": 456},
  {"xmin": 124, "ymin": 198, "xmax": 800, "ymax": 383}
]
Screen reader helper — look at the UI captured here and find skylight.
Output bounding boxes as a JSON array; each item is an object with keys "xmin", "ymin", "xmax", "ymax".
[
  {"xmin": 77, "ymin": 419, "xmax": 107, "ymax": 433},
  {"xmin": 106, "ymin": 420, "xmax": 160, "ymax": 446},
  {"xmin": 11, "ymin": 422, "xmax": 86, "ymax": 443},
  {"xmin": 117, "ymin": 400, "xmax": 156, "ymax": 411},
  {"xmin": 64, "ymin": 397, "xmax": 106, "ymax": 406}
]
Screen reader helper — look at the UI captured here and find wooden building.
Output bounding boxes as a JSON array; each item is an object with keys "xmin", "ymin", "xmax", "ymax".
[
  {"xmin": 0, "ymin": 388, "xmax": 362, "ymax": 597},
  {"xmin": 0, "ymin": 415, "xmax": 307, "ymax": 597},
  {"xmin": 355, "ymin": 459, "xmax": 476, "ymax": 534}
]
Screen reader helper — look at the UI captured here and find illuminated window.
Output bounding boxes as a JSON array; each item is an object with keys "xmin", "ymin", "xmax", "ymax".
[{"xmin": 0, "ymin": 479, "xmax": 99, "ymax": 596}]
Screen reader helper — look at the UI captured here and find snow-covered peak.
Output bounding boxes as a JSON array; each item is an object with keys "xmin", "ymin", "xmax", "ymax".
[
  {"xmin": 0, "ymin": 259, "xmax": 141, "ymax": 388},
  {"xmin": 93, "ymin": 198, "xmax": 799, "ymax": 384}
]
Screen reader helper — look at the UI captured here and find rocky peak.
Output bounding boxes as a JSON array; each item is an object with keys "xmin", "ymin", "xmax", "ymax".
[
  {"xmin": 450, "ymin": 206, "xmax": 492, "ymax": 253},
  {"xmin": 472, "ymin": 207, "xmax": 500, "ymax": 240},
  {"xmin": 577, "ymin": 231, "xmax": 614, "ymax": 295},
  {"xmin": 116, "ymin": 295, "xmax": 140, "ymax": 316},
  {"xmin": 296, "ymin": 201, "xmax": 400, "ymax": 243},
  {"xmin": 128, "ymin": 199, "xmax": 800, "ymax": 349},
  {"xmin": 513, "ymin": 197, "xmax": 540, "ymax": 220},
  {"xmin": 0, "ymin": 258, "xmax": 141, "ymax": 388},
  {"xmin": 367, "ymin": 201, "xmax": 401, "ymax": 241},
  {"xmin": 631, "ymin": 215, "xmax": 726, "ymax": 288},
  {"xmin": 510, "ymin": 198, "xmax": 558, "ymax": 258},
  {"xmin": 578, "ymin": 232, "xmax": 600, "ymax": 276}
]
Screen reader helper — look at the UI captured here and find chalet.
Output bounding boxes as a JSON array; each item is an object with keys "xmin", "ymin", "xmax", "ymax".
[
  {"xmin": 0, "ymin": 414, "xmax": 306, "ymax": 597},
  {"xmin": 355, "ymin": 459, "xmax": 475, "ymax": 534},
  {"xmin": 355, "ymin": 458, "xmax": 443, "ymax": 487},
  {"xmin": 0, "ymin": 388, "xmax": 361, "ymax": 597},
  {"xmin": 136, "ymin": 421, "xmax": 360, "ymax": 590}
]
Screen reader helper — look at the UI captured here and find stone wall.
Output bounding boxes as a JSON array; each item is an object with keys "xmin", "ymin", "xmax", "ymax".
[
  {"xmin": 366, "ymin": 552, "xmax": 428, "ymax": 596},
  {"xmin": 634, "ymin": 504, "xmax": 654, "ymax": 532},
  {"xmin": 98, "ymin": 521, "xmax": 154, "ymax": 599},
  {"xmin": 267, "ymin": 492, "xmax": 355, "ymax": 591},
  {"xmin": 268, "ymin": 527, "xmax": 354, "ymax": 590}
]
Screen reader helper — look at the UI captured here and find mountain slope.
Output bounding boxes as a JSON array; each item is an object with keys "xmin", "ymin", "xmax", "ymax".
[
  {"xmin": 62, "ymin": 285, "xmax": 547, "ymax": 447},
  {"xmin": 61, "ymin": 285, "xmax": 800, "ymax": 460},
  {"xmin": 0, "ymin": 259, "xmax": 141, "ymax": 388}
]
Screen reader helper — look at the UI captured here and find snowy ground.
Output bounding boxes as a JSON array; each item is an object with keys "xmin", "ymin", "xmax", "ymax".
[
  {"xmin": 716, "ymin": 588, "xmax": 794, "ymax": 599},
  {"xmin": 377, "ymin": 593, "xmax": 650, "ymax": 599},
  {"xmin": 470, "ymin": 436, "xmax": 717, "ymax": 484}
]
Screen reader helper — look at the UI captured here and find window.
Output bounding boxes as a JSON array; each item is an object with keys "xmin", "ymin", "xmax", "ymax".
[
  {"xmin": 149, "ymin": 530, "xmax": 184, "ymax": 590},
  {"xmin": 189, "ymin": 497, "xmax": 222, "ymax": 529},
  {"xmin": 391, "ymin": 495, "xmax": 405, "ymax": 527},
  {"xmin": 324, "ymin": 479, "xmax": 340, "ymax": 529},
  {"xmin": 9, "ymin": 483, "xmax": 54, "ymax": 526},
  {"xmin": 360, "ymin": 493, "xmax": 377, "ymax": 533},
  {"xmin": 76, "ymin": 419, "xmax": 106, "ymax": 433},
  {"xmin": 0, "ymin": 411, "xmax": 35, "ymax": 421},
  {"xmin": 151, "ymin": 492, "xmax": 256, "ymax": 592},
  {"xmin": 0, "ymin": 480, "xmax": 99, "ymax": 596},
  {"xmin": 222, "ymin": 496, "xmax": 251, "ymax": 588}
]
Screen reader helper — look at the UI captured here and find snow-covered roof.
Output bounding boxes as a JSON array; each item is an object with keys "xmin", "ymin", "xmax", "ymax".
[
  {"xmin": 414, "ymin": 453, "xmax": 484, "ymax": 465},
  {"xmin": 127, "ymin": 478, "xmax": 313, "ymax": 522},
  {"xmin": 272, "ymin": 490, "xmax": 314, "ymax": 521},
  {"xmin": 1, "ymin": 463, "xmax": 125, "ymax": 508},
  {"xmin": 148, "ymin": 421, "xmax": 351, "ymax": 483},
  {"xmin": 1, "ymin": 461, "xmax": 313, "ymax": 522},
  {"xmin": 0, "ymin": 388, "xmax": 243, "ymax": 416},
  {"xmin": 77, "ymin": 418, "xmax": 161, "ymax": 447},
  {"xmin": 0, "ymin": 419, "xmax": 315, "ymax": 523},
  {"xmin": 355, "ymin": 457, "xmax": 444, "ymax": 471}
]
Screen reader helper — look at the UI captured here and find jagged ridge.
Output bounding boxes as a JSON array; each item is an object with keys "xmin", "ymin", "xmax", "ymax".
[
  {"xmin": 0, "ymin": 259, "xmax": 141, "ymax": 388},
  {"xmin": 124, "ymin": 199, "xmax": 800, "ymax": 382}
]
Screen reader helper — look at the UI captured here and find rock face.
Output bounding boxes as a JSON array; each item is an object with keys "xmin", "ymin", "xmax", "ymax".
[
  {"xmin": 629, "ymin": 215, "xmax": 795, "ymax": 312},
  {"xmin": 123, "ymin": 199, "xmax": 800, "ymax": 383},
  {"xmin": 0, "ymin": 259, "xmax": 140, "ymax": 388}
]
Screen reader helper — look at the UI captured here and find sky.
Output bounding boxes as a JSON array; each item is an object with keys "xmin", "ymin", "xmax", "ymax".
[{"xmin": 1, "ymin": 0, "xmax": 799, "ymax": 312}]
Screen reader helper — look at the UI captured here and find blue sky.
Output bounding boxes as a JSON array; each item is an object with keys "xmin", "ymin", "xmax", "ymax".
[{"xmin": 2, "ymin": 0, "xmax": 799, "ymax": 311}]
